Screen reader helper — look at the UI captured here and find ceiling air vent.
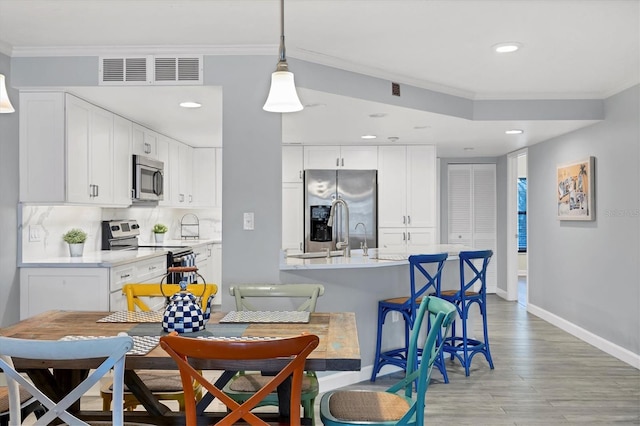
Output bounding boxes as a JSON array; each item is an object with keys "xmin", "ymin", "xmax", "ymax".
[
  {"xmin": 100, "ymin": 57, "xmax": 150, "ymax": 85},
  {"xmin": 154, "ymin": 55, "xmax": 203, "ymax": 85}
]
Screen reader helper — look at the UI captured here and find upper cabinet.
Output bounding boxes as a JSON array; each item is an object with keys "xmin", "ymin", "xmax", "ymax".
[
  {"xmin": 378, "ymin": 145, "xmax": 436, "ymax": 228},
  {"xmin": 132, "ymin": 123, "xmax": 158, "ymax": 159},
  {"xmin": 192, "ymin": 147, "xmax": 221, "ymax": 207},
  {"xmin": 20, "ymin": 92, "xmax": 131, "ymax": 207},
  {"xmin": 303, "ymin": 145, "xmax": 378, "ymax": 170},
  {"xmin": 282, "ymin": 145, "xmax": 303, "ymax": 183}
]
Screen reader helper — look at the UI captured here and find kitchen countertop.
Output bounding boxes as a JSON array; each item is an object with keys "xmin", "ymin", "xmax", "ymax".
[
  {"xmin": 280, "ymin": 244, "xmax": 475, "ymax": 270},
  {"xmin": 19, "ymin": 239, "xmax": 221, "ymax": 268}
]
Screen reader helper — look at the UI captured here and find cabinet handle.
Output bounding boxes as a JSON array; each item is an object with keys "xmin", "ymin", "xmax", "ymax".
[
  {"xmin": 403, "ymin": 232, "xmax": 406, "ymax": 241},
  {"xmin": 95, "ymin": 185, "xmax": 99, "ymax": 197},
  {"xmin": 149, "ymin": 266, "xmax": 156, "ymax": 271},
  {"xmin": 407, "ymin": 215, "xmax": 411, "ymax": 225},
  {"xmin": 408, "ymin": 232, "xmax": 411, "ymax": 241},
  {"xmin": 402, "ymin": 215, "xmax": 406, "ymax": 224},
  {"xmin": 336, "ymin": 158, "xmax": 340, "ymax": 167},
  {"xmin": 120, "ymin": 273, "xmax": 131, "ymax": 279},
  {"xmin": 179, "ymin": 194, "xmax": 184, "ymax": 202},
  {"xmin": 299, "ymin": 242, "xmax": 302, "ymax": 251},
  {"xmin": 189, "ymin": 195, "xmax": 193, "ymax": 203},
  {"xmin": 299, "ymin": 170, "xmax": 302, "ymax": 180},
  {"xmin": 341, "ymin": 158, "xmax": 344, "ymax": 167}
]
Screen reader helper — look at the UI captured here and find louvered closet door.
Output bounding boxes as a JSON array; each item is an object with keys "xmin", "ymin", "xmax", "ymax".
[{"xmin": 448, "ymin": 164, "xmax": 497, "ymax": 293}]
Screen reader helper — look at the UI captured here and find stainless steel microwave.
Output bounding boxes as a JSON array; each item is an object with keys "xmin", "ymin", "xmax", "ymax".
[{"xmin": 132, "ymin": 155, "xmax": 164, "ymax": 202}]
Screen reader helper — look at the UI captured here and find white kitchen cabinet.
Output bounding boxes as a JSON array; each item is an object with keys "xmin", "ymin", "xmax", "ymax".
[
  {"xmin": 20, "ymin": 268, "xmax": 110, "ymax": 320},
  {"xmin": 179, "ymin": 142, "xmax": 194, "ymax": 205},
  {"xmin": 19, "ymin": 92, "xmax": 130, "ymax": 207},
  {"xmin": 378, "ymin": 227, "xmax": 437, "ymax": 253},
  {"xmin": 378, "ymin": 145, "xmax": 436, "ymax": 228},
  {"xmin": 282, "ymin": 182, "xmax": 304, "ymax": 253},
  {"xmin": 113, "ymin": 115, "xmax": 133, "ymax": 206},
  {"xmin": 378, "ymin": 145, "xmax": 437, "ymax": 254},
  {"xmin": 304, "ymin": 145, "xmax": 378, "ymax": 170},
  {"xmin": 193, "ymin": 243, "xmax": 221, "ymax": 305},
  {"xmin": 447, "ymin": 163, "xmax": 497, "ymax": 292},
  {"xmin": 192, "ymin": 148, "xmax": 218, "ymax": 207},
  {"xmin": 20, "ymin": 256, "xmax": 168, "ymax": 320},
  {"xmin": 132, "ymin": 123, "xmax": 158, "ymax": 159},
  {"xmin": 282, "ymin": 145, "xmax": 303, "ymax": 183}
]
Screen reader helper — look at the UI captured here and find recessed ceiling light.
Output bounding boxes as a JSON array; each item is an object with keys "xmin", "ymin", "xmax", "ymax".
[
  {"xmin": 361, "ymin": 135, "xmax": 377, "ymax": 140},
  {"xmin": 413, "ymin": 125, "xmax": 431, "ymax": 130},
  {"xmin": 180, "ymin": 101, "xmax": 201, "ymax": 108},
  {"xmin": 369, "ymin": 113, "xmax": 387, "ymax": 118},
  {"xmin": 505, "ymin": 129, "xmax": 524, "ymax": 135},
  {"xmin": 464, "ymin": 147, "xmax": 475, "ymax": 151},
  {"xmin": 388, "ymin": 136, "xmax": 399, "ymax": 142},
  {"xmin": 493, "ymin": 42, "xmax": 522, "ymax": 53},
  {"xmin": 304, "ymin": 103, "xmax": 326, "ymax": 108}
]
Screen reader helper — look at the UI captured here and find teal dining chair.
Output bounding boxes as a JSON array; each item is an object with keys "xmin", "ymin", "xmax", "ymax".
[{"xmin": 320, "ymin": 296, "xmax": 457, "ymax": 426}]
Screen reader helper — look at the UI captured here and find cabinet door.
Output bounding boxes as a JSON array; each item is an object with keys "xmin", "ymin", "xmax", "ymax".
[
  {"xmin": 406, "ymin": 227, "xmax": 437, "ymax": 253},
  {"xmin": 340, "ymin": 146, "xmax": 378, "ymax": 169},
  {"xmin": 66, "ymin": 95, "xmax": 92, "ymax": 203},
  {"xmin": 192, "ymin": 148, "xmax": 217, "ymax": 207},
  {"xmin": 304, "ymin": 146, "xmax": 341, "ymax": 169},
  {"xmin": 407, "ymin": 145, "xmax": 436, "ymax": 227},
  {"xmin": 282, "ymin": 145, "xmax": 303, "ymax": 182},
  {"xmin": 447, "ymin": 164, "xmax": 473, "ymax": 245},
  {"xmin": 132, "ymin": 123, "xmax": 157, "ymax": 158},
  {"xmin": 178, "ymin": 142, "xmax": 194, "ymax": 205},
  {"xmin": 89, "ymin": 106, "xmax": 115, "ymax": 204},
  {"xmin": 378, "ymin": 228, "xmax": 408, "ymax": 252},
  {"xmin": 113, "ymin": 115, "xmax": 133, "ymax": 206},
  {"xmin": 20, "ymin": 268, "xmax": 109, "ymax": 320},
  {"xmin": 378, "ymin": 146, "xmax": 407, "ymax": 228},
  {"xmin": 282, "ymin": 182, "xmax": 304, "ymax": 253},
  {"xmin": 168, "ymin": 140, "xmax": 181, "ymax": 205}
]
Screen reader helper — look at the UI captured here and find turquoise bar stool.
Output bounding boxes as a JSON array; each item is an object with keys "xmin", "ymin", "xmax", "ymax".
[
  {"xmin": 370, "ymin": 253, "xmax": 449, "ymax": 382},
  {"xmin": 440, "ymin": 249, "xmax": 494, "ymax": 376}
]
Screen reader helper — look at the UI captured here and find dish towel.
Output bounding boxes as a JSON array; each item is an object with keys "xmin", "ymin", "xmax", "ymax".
[{"xmin": 182, "ymin": 253, "xmax": 197, "ymax": 283}]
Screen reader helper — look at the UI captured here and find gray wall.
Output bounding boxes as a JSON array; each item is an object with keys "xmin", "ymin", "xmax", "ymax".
[
  {"xmin": 0, "ymin": 52, "xmax": 20, "ymax": 326},
  {"xmin": 528, "ymin": 85, "xmax": 640, "ymax": 355}
]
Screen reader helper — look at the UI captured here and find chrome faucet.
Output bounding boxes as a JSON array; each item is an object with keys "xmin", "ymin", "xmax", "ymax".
[
  {"xmin": 327, "ymin": 198, "xmax": 350, "ymax": 257},
  {"xmin": 355, "ymin": 222, "xmax": 369, "ymax": 256}
]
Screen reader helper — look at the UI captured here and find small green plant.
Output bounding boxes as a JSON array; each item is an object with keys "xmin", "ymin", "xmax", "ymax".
[
  {"xmin": 153, "ymin": 223, "xmax": 168, "ymax": 234},
  {"xmin": 63, "ymin": 228, "xmax": 87, "ymax": 244}
]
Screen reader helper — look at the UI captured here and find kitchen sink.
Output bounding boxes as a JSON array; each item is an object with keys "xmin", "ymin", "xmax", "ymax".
[{"xmin": 287, "ymin": 251, "xmax": 344, "ymax": 259}]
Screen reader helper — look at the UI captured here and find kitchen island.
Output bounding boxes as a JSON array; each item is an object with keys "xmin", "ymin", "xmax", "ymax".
[{"xmin": 279, "ymin": 244, "xmax": 479, "ymax": 387}]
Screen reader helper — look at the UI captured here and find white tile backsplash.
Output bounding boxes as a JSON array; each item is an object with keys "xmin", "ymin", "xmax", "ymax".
[{"xmin": 21, "ymin": 204, "xmax": 221, "ymax": 260}]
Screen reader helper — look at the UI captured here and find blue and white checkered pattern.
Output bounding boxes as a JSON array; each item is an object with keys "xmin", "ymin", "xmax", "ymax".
[
  {"xmin": 162, "ymin": 291, "xmax": 206, "ymax": 333},
  {"xmin": 182, "ymin": 253, "xmax": 196, "ymax": 283}
]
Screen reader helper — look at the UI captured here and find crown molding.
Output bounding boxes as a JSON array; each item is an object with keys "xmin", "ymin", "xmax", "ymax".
[{"xmin": 9, "ymin": 44, "xmax": 277, "ymax": 57}]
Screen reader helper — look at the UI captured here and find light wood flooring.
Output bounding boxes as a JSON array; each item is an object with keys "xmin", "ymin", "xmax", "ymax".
[
  {"xmin": 322, "ymin": 295, "xmax": 640, "ymax": 425},
  {"xmin": 22, "ymin": 295, "xmax": 640, "ymax": 425}
]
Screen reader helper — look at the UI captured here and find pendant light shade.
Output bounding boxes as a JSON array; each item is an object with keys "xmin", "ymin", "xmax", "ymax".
[
  {"xmin": 263, "ymin": 0, "xmax": 303, "ymax": 113},
  {"xmin": 0, "ymin": 74, "xmax": 15, "ymax": 114}
]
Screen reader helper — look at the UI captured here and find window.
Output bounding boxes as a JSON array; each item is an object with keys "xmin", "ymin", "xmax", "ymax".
[{"xmin": 517, "ymin": 177, "xmax": 527, "ymax": 252}]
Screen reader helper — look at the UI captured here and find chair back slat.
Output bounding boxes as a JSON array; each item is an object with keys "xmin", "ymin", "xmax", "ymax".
[
  {"xmin": 229, "ymin": 284, "xmax": 325, "ymax": 312},
  {"xmin": 160, "ymin": 332, "xmax": 319, "ymax": 426},
  {"xmin": 459, "ymin": 250, "xmax": 493, "ymax": 296},
  {"xmin": 0, "ymin": 335, "xmax": 133, "ymax": 426},
  {"xmin": 123, "ymin": 283, "xmax": 218, "ymax": 312}
]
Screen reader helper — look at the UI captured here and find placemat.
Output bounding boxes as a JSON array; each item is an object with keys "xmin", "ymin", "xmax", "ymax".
[
  {"xmin": 59, "ymin": 335, "xmax": 160, "ymax": 356},
  {"xmin": 220, "ymin": 311, "xmax": 310, "ymax": 324},
  {"xmin": 97, "ymin": 311, "xmax": 164, "ymax": 323}
]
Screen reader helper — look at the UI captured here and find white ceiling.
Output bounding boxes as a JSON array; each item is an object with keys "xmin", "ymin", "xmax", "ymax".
[{"xmin": 1, "ymin": 0, "xmax": 638, "ymax": 156}]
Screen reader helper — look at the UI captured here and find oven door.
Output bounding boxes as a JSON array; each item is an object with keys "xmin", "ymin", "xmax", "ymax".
[{"xmin": 133, "ymin": 155, "xmax": 164, "ymax": 201}]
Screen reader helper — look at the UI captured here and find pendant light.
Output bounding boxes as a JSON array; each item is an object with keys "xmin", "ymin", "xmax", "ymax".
[
  {"xmin": 0, "ymin": 74, "xmax": 15, "ymax": 113},
  {"xmin": 263, "ymin": 0, "xmax": 303, "ymax": 113}
]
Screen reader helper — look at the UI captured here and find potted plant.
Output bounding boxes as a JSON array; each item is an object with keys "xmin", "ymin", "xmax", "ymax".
[
  {"xmin": 153, "ymin": 223, "xmax": 168, "ymax": 243},
  {"xmin": 63, "ymin": 228, "xmax": 87, "ymax": 257}
]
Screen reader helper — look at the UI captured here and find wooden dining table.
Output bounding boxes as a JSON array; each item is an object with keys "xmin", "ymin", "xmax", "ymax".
[{"xmin": 0, "ymin": 310, "xmax": 361, "ymax": 425}]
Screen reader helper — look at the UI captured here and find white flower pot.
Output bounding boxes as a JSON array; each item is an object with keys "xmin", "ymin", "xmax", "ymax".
[
  {"xmin": 68, "ymin": 243, "xmax": 84, "ymax": 257},
  {"xmin": 154, "ymin": 233, "xmax": 165, "ymax": 243}
]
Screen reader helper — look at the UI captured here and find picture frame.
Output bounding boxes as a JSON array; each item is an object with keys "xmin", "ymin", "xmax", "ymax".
[{"xmin": 557, "ymin": 156, "xmax": 595, "ymax": 221}]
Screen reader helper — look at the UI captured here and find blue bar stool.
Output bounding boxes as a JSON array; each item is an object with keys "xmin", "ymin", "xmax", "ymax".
[
  {"xmin": 370, "ymin": 253, "xmax": 449, "ymax": 383},
  {"xmin": 440, "ymin": 250, "xmax": 494, "ymax": 376}
]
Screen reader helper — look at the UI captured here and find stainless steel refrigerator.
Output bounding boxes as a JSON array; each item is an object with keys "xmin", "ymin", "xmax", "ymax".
[{"xmin": 304, "ymin": 169, "xmax": 377, "ymax": 253}]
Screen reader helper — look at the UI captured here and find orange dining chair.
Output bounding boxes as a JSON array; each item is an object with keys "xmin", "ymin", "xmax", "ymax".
[
  {"xmin": 160, "ymin": 332, "xmax": 319, "ymax": 426},
  {"xmin": 101, "ymin": 282, "xmax": 217, "ymax": 412}
]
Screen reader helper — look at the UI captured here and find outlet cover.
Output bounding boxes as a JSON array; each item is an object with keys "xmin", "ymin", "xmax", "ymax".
[{"xmin": 29, "ymin": 225, "xmax": 43, "ymax": 242}]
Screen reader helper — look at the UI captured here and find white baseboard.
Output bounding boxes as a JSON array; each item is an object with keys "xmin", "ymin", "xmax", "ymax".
[
  {"xmin": 495, "ymin": 288, "xmax": 509, "ymax": 300},
  {"xmin": 528, "ymin": 303, "xmax": 640, "ymax": 370}
]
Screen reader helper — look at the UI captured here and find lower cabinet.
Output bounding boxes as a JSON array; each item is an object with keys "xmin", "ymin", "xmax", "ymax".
[
  {"xmin": 193, "ymin": 243, "xmax": 222, "ymax": 305},
  {"xmin": 20, "ymin": 255, "xmax": 168, "ymax": 320},
  {"xmin": 378, "ymin": 227, "xmax": 437, "ymax": 253}
]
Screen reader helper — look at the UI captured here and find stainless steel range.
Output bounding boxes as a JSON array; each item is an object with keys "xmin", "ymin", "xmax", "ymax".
[{"xmin": 101, "ymin": 219, "xmax": 195, "ymax": 284}]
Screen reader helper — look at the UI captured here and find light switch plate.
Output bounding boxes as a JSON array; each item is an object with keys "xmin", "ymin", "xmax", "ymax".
[
  {"xmin": 243, "ymin": 212, "xmax": 254, "ymax": 230},
  {"xmin": 29, "ymin": 225, "xmax": 43, "ymax": 242}
]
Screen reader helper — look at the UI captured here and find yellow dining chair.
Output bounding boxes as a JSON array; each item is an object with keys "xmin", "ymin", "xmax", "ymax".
[
  {"xmin": 100, "ymin": 282, "xmax": 217, "ymax": 412},
  {"xmin": 223, "ymin": 284, "xmax": 324, "ymax": 424}
]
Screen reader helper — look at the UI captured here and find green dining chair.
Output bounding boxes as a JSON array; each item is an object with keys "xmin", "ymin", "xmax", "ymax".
[
  {"xmin": 320, "ymin": 296, "xmax": 456, "ymax": 426},
  {"xmin": 224, "ymin": 284, "xmax": 324, "ymax": 424}
]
